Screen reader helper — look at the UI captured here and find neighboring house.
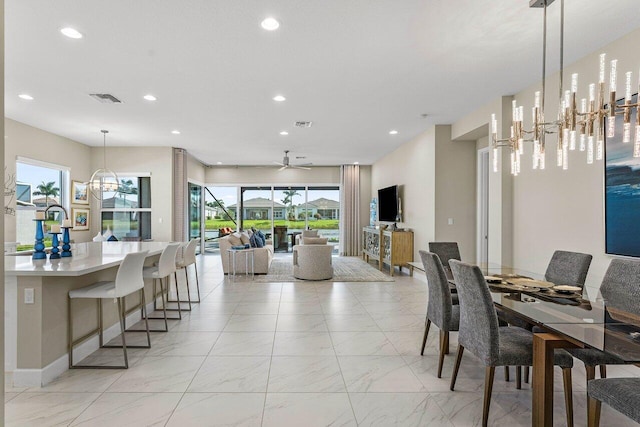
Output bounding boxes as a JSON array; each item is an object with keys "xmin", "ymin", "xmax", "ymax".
[
  {"xmin": 228, "ymin": 197, "xmax": 287, "ymax": 220},
  {"xmin": 32, "ymin": 196, "xmax": 60, "ymax": 208},
  {"xmin": 296, "ymin": 197, "xmax": 340, "ymax": 220},
  {"xmin": 102, "ymin": 196, "xmax": 138, "ymax": 209}
]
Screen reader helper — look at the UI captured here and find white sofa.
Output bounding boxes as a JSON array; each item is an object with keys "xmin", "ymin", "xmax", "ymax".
[
  {"xmin": 293, "ymin": 244, "xmax": 334, "ymax": 280},
  {"xmin": 219, "ymin": 232, "xmax": 274, "ymax": 274}
]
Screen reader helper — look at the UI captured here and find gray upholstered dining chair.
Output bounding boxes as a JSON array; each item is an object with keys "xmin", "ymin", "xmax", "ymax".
[
  {"xmin": 588, "ymin": 378, "xmax": 640, "ymax": 427},
  {"xmin": 544, "ymin": 250, "xmax": 593, "ymax": 287},
  {"xmin": 428, "ymin": 242, "xmax": 461, "ymax": 279},
  {"xmin": 448, "ymin": 260, "xmax": 575, "ymax": 427},
  {"xmin": 522, "ymin": 249, "xmax": 593, "ymax": 384},
  {"xmin": 419, "ymin": 251, "xmax": 460, "ymax": 378},
  {"xmin": 567, "ymin": 259, "xmax": 640, "ymax": 385}
]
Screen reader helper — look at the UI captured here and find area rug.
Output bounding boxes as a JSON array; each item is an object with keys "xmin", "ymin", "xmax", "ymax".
[{"xmin": 251, "ymin": 256, "xmax": 394, "ymax": 282}]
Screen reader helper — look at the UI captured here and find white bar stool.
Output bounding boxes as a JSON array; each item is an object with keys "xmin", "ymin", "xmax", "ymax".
[
  {"xmin": 142, "ymin": 242, "xmax": 182, "ymax": 331},
  {"xmin": 68, "ymin": 250, "xmax": 150, "ymax": 369},
  {"xmin": 170, "ymin": 238, "xmax": 201, "ymax": 307}
]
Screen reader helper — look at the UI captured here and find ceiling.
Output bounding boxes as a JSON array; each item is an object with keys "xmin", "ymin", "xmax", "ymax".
[{"xmin": 6, "ymin": 0, "xmax": 640, "ymax": 166}]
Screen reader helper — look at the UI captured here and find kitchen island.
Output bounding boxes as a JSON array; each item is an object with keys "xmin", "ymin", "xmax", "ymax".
[{"xmin": 5, "ymin": 241, "xmax": 171, "ymax": 387}]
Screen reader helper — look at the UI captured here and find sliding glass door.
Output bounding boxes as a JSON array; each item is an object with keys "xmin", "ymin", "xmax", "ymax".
[
  {"xmin": 188, "ymin": 182, "xmax": 202, "ymax": 253},
  {"xmin": 305, "ymin": 186, "xmax": 340, "ymax": 253}
]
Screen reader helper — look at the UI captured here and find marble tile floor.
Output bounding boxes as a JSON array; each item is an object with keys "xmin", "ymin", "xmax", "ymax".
[{"xmin": 6, "ymin": 254, "xmax": 640, "ymax": 426}]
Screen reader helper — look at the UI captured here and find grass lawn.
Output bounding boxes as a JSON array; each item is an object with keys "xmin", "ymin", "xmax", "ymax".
[{"xmin": 203, "ymin": 219, "xmax": 339, "ymax": 230}]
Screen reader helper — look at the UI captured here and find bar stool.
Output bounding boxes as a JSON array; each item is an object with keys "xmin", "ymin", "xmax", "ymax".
[
  {"xmin": 142, "ymin": 242, "xmax": 182, "ymax": 331},
  {"xmin": 171, "ymin": 238, "xmax": 201, "ymax": 306},
  {"xmin": 68, "ymin": 250, "xmax": 150, "ymax": 369}
]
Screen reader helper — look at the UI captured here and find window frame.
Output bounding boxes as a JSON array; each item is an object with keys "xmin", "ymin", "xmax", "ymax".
[{"xmin": 99, "ymin": 172, "xmax": 152, "ymax": 239}]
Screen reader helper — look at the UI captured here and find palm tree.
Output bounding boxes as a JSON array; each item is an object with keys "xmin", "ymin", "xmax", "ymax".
[
  {"xmin": 281, "ymin": 189, "xmax": 301, "ymax": 220},
  {"xmin": 32, "ymin": 181, "xmax": 60, "ymax": 207},
  {"xmin": 119, "ymin": 179, "xmax": 136, "ymax": 199}
]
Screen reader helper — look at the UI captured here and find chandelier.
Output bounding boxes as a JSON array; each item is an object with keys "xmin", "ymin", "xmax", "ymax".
[
  {"xmin": 491, "ymin": 0, "xmax": 640, "ymax": 175},
  {"xmin": 87, "ymin": 130, "xmax": 119, "ymax": 200}
]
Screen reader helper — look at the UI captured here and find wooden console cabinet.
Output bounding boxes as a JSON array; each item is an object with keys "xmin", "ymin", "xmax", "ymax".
[{"xmin": 362, "ymin": 227, "xmax": 414, "ymax": 276}]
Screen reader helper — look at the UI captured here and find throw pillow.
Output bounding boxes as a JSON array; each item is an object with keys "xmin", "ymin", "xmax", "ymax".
[
  {"xmin": 303, "ymin": 237, "xmax": 328, "ymax": 245},
  {"xmin": 240, "ymin": 232, "xmax": 251, "ymax": 245},
  {"xmin": 227, "ymin": 233, "xmax": 242, "ymax": 246},
  {"xmin": 249, "ymin": 234, "xmax": 258, "ymax": 248},
  {"xmin": 256, "ymin": 230, "xmax": 266, "ymax": 246},
  {"xmin": 254, "ymin": 234, "xmax": 265, "ymax": 248}
]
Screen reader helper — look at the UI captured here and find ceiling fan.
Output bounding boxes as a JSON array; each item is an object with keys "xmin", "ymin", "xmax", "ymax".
[{"xmin": 273, "ymin": 150, "xmax": 312, "ymax": 171}]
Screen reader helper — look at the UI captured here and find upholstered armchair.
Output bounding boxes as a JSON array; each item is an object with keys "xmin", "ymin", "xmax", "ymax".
[{"xmin": 293, "ymin": 244, "xmax": 333, "ymax": 280}]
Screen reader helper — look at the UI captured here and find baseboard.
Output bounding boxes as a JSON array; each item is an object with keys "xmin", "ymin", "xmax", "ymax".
[{"xmin": 10, "ymin": 299, "xmax": 154, "ymax": 388}]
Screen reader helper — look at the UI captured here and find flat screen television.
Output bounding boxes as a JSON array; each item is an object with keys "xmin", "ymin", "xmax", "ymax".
[{"xmin": 378, "ymin": 185, "xmax": 399, "ymax": 222}]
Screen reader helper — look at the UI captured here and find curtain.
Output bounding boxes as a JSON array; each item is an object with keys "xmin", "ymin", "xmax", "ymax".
[
  {"xmin": 172, "ymin": 148, "xmax": 188, "ymax": 242},
  {"xmin": 340, "ymin": 164, "xmax": 361, "ymax": 256}
]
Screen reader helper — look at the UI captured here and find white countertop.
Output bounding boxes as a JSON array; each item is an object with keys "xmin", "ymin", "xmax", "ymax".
[{"xmin": 4, "ymin": 241, "xmax": 170, "ymax": 277}]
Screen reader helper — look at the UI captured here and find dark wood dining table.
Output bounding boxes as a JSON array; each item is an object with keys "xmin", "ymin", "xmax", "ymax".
[{"xmin": 453, "ymin": 265, "xmax": 640, "ymax": 427}]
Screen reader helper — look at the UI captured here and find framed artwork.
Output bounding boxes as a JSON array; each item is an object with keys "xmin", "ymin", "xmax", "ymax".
[
  {"xmin": 71, "ymin": 180, "xmax": 89, "ymax": 205},
  {"xmin": 605, "ymin": 93, "xmax": 640, "ymax": 257},
  {"xmin": 72, "ymin": 208, "xmax": 90, "ymax": 231}
]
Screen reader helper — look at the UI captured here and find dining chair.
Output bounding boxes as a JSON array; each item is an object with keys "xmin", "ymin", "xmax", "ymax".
[
  {"xmin": 428, "ymin": 242, "xmax": 461, "ymax": 279},
  {"xmin": 170, "ymin": 238, "xmax": 201, "ymax": 306},
  {"xmin": 68, "ymin": 251, "xmax": 150, "ymax": 369},
  {"xmin": 142, "ymin": 242, "xmax": 182, "ymax": 331},
  {"xmin": 448, "ymin": 260, "xmax": 575, "ymax": 427},
  {"xmin": 419, "ymin": 251, "xmax": 460, "ymax": 378},
  {"xmin": 588, "ymin": 378, "xmax": 640, "ymax": 427},
  {"xmin": 544, "ymin": 250, "xmax": 593, "ymax": 287},
  {"xmin": 567, "ymin": 259, "xmax": 640, "ymax": 384},
  {"xmin": 521, "ymin": 249, "xmax": 593, "ymax": 384}
]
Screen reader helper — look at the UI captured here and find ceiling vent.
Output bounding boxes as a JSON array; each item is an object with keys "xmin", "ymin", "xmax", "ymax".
[
  {"xmin": 294, "ymin": 121, "xmax": 313, "ymax": 128},
  {"xmin": 89, "ymin": 93, "xmax": 123, "ymax": 104}
]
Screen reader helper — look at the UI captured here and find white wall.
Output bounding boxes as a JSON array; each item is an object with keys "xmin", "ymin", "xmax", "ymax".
[
  {"xmin": 371, "ymin": 127, "xmax": 436, "ymax": 261},
  {"xmin": 89, "ymin": 146, "xmax": 174, "ymax": 242},
  {"xmin": 4, "ymin": 119, "xmax": 93, "ymax": 244},
  {"xmin": 370, "ymin": 125, "xmax": 477, "ymax": 262},
  {"xmin": 205, "ymin": 165, "xmax": 341, "ymax": 185},
  {"xmin": 434, "ymin": 126, "xmax": 477, "ymax": 261},
  {"xmin": 187, "ymin": 153, "xmax": 206, "ymax": 184}
]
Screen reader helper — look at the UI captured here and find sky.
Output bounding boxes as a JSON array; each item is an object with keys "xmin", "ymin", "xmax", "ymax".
[{"xmin": 16, "ymin": 162, "xmax": 62, "ymax": 188}]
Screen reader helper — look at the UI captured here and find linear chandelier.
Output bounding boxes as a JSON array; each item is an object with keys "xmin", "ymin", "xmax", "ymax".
[{"xmin": 491, "ymin": 0, "xmax": 640, "ymax": 175}]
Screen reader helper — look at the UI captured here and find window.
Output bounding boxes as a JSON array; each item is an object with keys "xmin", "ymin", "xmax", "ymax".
[
  {"xmin": 15, "ymin": 159, "xmax": 69, "ymax": 250},
  {"xmin": 100, "ymin": 175, "xmax": 151, "ymax": 240}
]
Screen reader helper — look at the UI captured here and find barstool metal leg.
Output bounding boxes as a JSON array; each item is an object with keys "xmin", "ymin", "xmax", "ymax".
[
  {"xmin": 68, "ymin": 296, "xmax": 73, "ymax": 368},
  {"xmin": 117, "ymin": 297, "xmax": 129, "ymax": 369},
  {"xmin": 166, "ymin": 271, "xmax": 192, "ymax": 312},
  {"xmin": 194, "ymin": 263, "xmax": 201, "ymax": 303}
]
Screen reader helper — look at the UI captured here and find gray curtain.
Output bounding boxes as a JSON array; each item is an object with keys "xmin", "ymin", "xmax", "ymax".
[
  {"xmin": 172, "ymin": 148, "xmax": 188, "ymax": 242},
  {"xmin": 340, "ymin": 164, "xmax": 361, "ymax": 256}
]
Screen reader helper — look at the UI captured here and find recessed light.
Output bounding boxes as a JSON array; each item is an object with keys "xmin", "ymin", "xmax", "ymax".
[
  {"xmin": 143, "ymin": 94, "xmax": 157, "ymax": 101},
  {"xmin": 217, "ymin": 161, "xmax": 222, "ymax": 165},
  {"xmin": 171, "ymin": 130, "xmax": 181, "ymax": 135},
  {"xmin": 280, "ymin": 131, "xmax": 289, "ymax": 135},
  {"xmin": 18, "ymin": 94, "xmax": 34, "ymax": 100},
  {"xmin": 273, "ymin": 95, "xmax": 286, "ymax": 102},
  {"xmin": 261, "ymin": 17, "xmax": 280, "ymax": 31},
  {"xmin": 389, "ymin": 130, "xmax": 398, "ymax": 135},
  {"xmin": 60, "ymin": 27, "xmax": 83, "ymax": 39},
  {"xmin": 353, "ymin": 161, "xmax": 360, "ymax": 165}
]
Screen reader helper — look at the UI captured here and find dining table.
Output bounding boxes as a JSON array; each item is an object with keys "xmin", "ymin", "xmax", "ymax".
[{"xmin": 451, "ymin": 265, "xmax": 640, "ymax": 427}]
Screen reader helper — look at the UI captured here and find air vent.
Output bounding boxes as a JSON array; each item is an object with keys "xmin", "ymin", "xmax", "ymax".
[
  {"xmin": 89, "ymin": 93, "xmax": 123, "ymax": 104},
  {"xmin": 294, "ymin": 121, "xmax": 313, "ymax": 128}
]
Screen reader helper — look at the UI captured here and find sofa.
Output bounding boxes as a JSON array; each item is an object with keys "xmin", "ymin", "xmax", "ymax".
[{"xmin": 219, "ymin": 232, "xmax": 274, "ymax": 274}]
